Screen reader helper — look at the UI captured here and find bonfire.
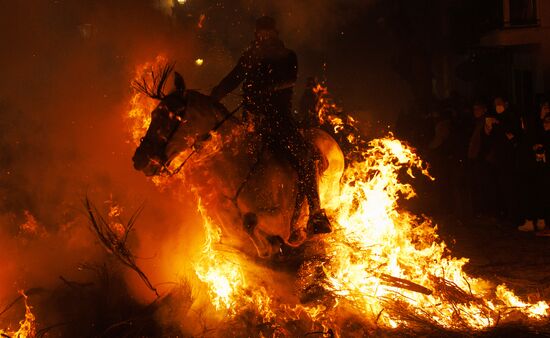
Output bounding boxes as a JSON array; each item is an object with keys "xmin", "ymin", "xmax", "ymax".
[
  {"xmin": 6, "ymin": 56, "xmax": 546, "ymax": 337},
  {"xmin": 121, "ymin": 57, "xmax": 550, "ymax": 337}
]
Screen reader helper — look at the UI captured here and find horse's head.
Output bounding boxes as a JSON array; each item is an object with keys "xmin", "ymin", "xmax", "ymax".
[
  {"xmin": 132, "ymin": 65, "xmax": 188, "ymax": 176},
  {"xmin": 132, "ymin": 65, "xmax": 228, "ymax": 177}
]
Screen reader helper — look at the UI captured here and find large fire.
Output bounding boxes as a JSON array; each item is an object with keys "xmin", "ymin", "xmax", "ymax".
[{"xmin": 126, "ymin": 58, "xmax": 550, "ymax": 335}]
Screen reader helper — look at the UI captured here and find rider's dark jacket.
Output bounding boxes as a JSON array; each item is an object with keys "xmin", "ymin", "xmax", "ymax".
[
  {"xmin": 211, "ymin": 36, "xmax": 322, "ymax": 214},
  {"xmin": 211, "ymin": 37, "xmax": 298, "ymax": 120}
]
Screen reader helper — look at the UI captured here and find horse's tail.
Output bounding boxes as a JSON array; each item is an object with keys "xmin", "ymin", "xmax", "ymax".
[{"xmin": 306, "ymin": 128, "xmax": 345, "ymax": 210}]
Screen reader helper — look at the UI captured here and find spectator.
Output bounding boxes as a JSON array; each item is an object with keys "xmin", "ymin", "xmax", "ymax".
[
  {"xmin": 518, "ymin": 101, "xmax": 550, "ymax": 232},
  {"xmin": 467, "ymin": 100, "xmax": 490, "ymax": 216},
  {"xmin": 482, "ymin": 96, "xmax": 522, "ymax": 223},
  {"xmin": 427, "ymin": 107, "xmax": 454, "ymax": 214}
]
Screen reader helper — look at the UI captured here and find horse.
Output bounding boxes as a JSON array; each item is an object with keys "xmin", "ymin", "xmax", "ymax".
[{"xmin": 132, "ymin": 67, "xmax": 344, "ymax": 259}]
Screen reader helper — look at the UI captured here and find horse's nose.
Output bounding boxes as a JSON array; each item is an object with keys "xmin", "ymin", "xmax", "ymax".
[
  {"xmin": 132, "ymin": 152, "xmax": 148, "ymax": 171},
  {"xmin": 142, "ymin": 164, "xmax": 161, "ymax": 177}
]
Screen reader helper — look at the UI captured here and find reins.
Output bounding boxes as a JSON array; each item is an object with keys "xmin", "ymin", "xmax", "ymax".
[{"xmin": 163, "ymin": 101, "xmax": 243, "ymax": 177}]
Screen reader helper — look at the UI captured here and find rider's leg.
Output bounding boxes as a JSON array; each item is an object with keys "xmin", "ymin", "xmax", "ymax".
[
  {"xmin": 297, "ymin": 160, "xmax": 321, "ymax": 212},
  {"xmin": 274, "ymin": 126, "xmax": 331, "ymax": 234},
  {"xmin": 286, "ymin": 136, "xmax": 332, "ymax": 234},
  {"xmin": 276, "ymin": 126, "xmax": 321, "ymax": 212}
]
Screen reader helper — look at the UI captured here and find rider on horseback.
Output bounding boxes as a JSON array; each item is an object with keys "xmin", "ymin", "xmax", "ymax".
[{"xmin": 211, "ymin": 16, "xmax": 331, "ymax": 234}]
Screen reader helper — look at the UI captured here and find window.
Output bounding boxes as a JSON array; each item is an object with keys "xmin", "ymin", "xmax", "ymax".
[{"xmin": 509, "ymin": 0, "xmax": 538, "ymax": 26}]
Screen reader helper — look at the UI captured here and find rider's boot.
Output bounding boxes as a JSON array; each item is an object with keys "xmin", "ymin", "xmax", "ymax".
[{"xmin": 307, "ymin": 209, "xmax": 332, "ymax": 235}]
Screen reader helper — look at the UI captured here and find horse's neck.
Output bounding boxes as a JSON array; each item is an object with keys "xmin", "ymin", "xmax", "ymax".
[{"xmin": 186, "ymin": 90, "xmax": 224, "ymax": 121}]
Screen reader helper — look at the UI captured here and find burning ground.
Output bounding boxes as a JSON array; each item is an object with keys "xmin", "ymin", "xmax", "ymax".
[{"xmin": 118, "ymin": 58, "xmax": 550, "ymax": 337}]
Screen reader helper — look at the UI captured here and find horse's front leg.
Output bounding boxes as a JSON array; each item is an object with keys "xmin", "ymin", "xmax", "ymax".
[
  {"xmin": 288, "ymin": 188, "xmax": 307, "ymax": 246},
  {"xmin": 242, "ymin": 212, "xmax": 279, "ymax": 258}
]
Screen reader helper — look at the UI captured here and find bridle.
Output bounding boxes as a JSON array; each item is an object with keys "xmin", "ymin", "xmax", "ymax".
[{"xmin": 154, "ymin": 96, "xmax": 243, "ymax": 177}]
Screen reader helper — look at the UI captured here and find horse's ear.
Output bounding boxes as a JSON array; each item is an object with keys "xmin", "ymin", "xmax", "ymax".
[{"xmin": 174, "ymin": 72, "xmax": 185, "ymax": 95}]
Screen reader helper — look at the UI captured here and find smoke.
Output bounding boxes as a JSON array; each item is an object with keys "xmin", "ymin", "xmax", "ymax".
[
  {"xmin": 192, "ymin": 0, "xmax": 407, "ymax": 125},
  {"xmin": 237, "ymin": 0, "xmax": 373, "ymax": 49},
  {"xmin": 0, "ymin": 0, "xmax": 408, "ymax": 334},
  {"xmin": 0, "ymin": 0, "xmax": 208, "ymax": 332}
]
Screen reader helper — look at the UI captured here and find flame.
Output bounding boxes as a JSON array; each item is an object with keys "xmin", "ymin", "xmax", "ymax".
[
  {"xmin": 194, "ymin": 200, "xmax": 245, "ymax": 312},
  {"xmin": 193, "ymin": 200, "xmax": 276, "ymax": 321},
  {"xmin": 0, "ymin": 291, "xmax": 36, "ymax": 338},
  {"xmin": 198, "ymin": 14, "xmax": 206, "ymax": 29},
  {"xmin": 313, "ymin": 83, "xmax": 357, "ymax": 135},
  {"xmin": 127, "ymin": 55, "xmax": 169, "ymax": 145},
  {"xmin": 105, "ymin": 197, "xmax": 126, "ymax": 239},
  {"xmin": 195, "ymin": 58, "xmax": 204, "ymax": 66},
  {"xmin": 317, "ymin": 135, "xmax": 550, "ymax": 329},
  {"xmin": 496, "ymin": 285, "xmax": 549, "ymax": 319},
  {"xmin": 127, "ymin": 57, "xmax": 550, "ymax": 334}
]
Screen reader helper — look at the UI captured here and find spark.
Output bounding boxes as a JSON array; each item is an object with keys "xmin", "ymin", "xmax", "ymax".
[{"xmin": 128, "ymin": 57, "xmax": 550, "ymax": 334}]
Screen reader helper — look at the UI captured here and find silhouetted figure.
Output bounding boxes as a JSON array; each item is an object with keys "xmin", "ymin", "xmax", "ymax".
[
  {"xmin": 467, "ymin": 100, "xmax": 490, "ymax": 216},
  {"xmin": 484, "ymin": 96, "xmax": 522, "ymax": 223},
  {"xmin": 210, "ymin": 16, "xmax": 331, "ymax": 234},
  {"xmin": 518, "ymin": 100, "xmax": 550, "ymax": 232}
]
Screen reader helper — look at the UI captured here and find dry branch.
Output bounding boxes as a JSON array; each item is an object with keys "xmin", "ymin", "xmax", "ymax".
[
  {"xmin": 84, "ymin": 197, "xmax": 159, "ymax": 297},
  {"xmin": 380, "ymin": 273, "xmax": 433, "ymax": 296},
  {"xmin": 0, "ymin": 288, "xmax": 44, "ymax": 318}
]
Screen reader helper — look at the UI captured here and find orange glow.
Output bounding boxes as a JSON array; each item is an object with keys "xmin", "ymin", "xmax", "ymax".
[
  {"xmin": 127, "ymin": 55, "xmax": 169, "ymax": 146},
  {"xmin": 198, "ymin": 14, "xmax": 206, "ymax": 29},
  {"xmin": 128, "ymin": 57, "xmax": 550, "ymax": 334}
]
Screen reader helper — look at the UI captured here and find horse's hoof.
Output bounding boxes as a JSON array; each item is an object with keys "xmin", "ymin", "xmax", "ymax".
[
  {"xmin": 288, "ymin": 229, "xmax": 306, "ymax": 246},
  {"xmin": 307, "ymin": 209, "xmax": 332, "ymax": 235}
]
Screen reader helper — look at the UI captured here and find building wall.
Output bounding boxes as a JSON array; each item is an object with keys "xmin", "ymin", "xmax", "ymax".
[{"xmin": 476, "ymin": 0, "xmax": 550, "ymax": 111}]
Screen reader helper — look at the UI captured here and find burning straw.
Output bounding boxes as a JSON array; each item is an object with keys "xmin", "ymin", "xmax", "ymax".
[{"xmin": 124, "ymin": 58, "xmax": 550, "ymax": 336}]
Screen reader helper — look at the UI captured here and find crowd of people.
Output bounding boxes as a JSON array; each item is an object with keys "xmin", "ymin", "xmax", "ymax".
[{"xmin": 395, "ymin": 94, "xmax": 550, "ymax": 233}]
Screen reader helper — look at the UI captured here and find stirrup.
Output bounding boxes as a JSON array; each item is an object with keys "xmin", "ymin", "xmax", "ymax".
[{"xmin": 307, "ymin": 209, "xmax": 332, "ymax": 235}]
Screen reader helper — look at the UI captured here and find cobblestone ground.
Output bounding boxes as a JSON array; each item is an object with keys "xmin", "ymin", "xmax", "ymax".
[{"xmin": 437, "ymin": 215, "xmax": 550, "ymax": 300}]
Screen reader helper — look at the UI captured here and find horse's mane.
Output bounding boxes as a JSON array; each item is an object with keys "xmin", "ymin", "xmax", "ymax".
[
  {"xmin": 186, "ymin": 89, "xmax": 234, "ymax": 121},
  {"xmin": 132, "ymin": 63, "xmax": 175, "ymax": 100}
]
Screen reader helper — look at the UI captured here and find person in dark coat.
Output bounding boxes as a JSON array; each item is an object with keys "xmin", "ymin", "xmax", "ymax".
[
  {"xmin": 210, "ymin": 16, "xmax": 331, "ymax": 234},
  {"xmin": 467, "ymin": 100, "xmax": 490, "ymax": 216},
  {"xmin": 518, "ymin": 101, "xmax": 550, "ymax": 232},
  {"xmin": 482, "ymin": 96, "xmax": 522, "ymax": 222}
]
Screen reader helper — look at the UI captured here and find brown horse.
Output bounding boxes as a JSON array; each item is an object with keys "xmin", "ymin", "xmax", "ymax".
[{"xmin": 132, "ymin": 69, "xmax": 344, "ymax": 258}]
